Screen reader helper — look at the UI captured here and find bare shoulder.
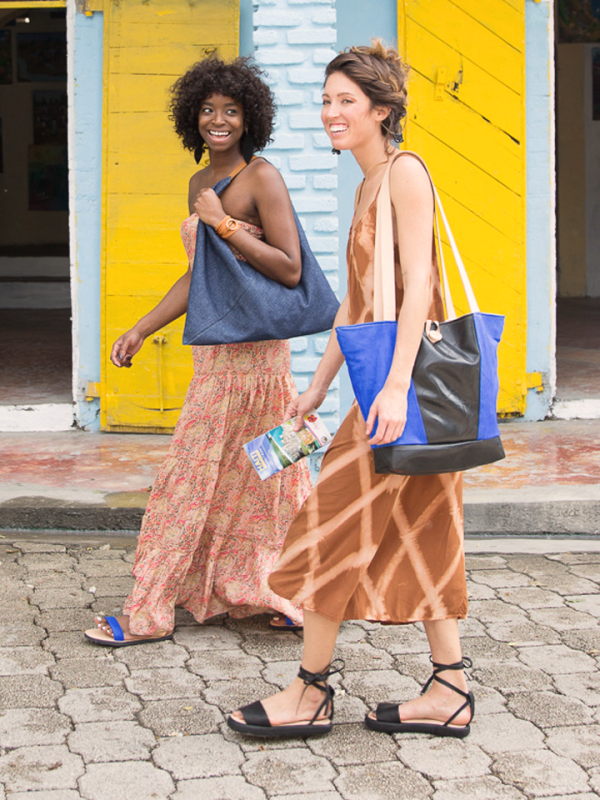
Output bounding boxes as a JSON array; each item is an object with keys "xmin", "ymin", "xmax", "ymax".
[
  {"xmin": 247, "ymin": 157, "xmax": 286, "ymax": 189},
  {"xmin": 390, "ymin": 152, "xmax": 431, "ymax": 188}
]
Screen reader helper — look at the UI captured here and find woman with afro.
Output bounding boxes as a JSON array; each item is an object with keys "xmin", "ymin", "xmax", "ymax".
[{"xmin": 85, "ymin": 57, "xmax": 312, "ymax": 646}]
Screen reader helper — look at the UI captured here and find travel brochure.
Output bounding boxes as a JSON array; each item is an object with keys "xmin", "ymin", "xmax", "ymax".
[{"xmin": 244, "ymin": 412, "xmax": 332, "ymax": 481}]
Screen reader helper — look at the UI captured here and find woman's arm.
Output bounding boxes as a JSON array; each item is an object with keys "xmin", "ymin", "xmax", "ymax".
[
  {"xmin": 366, "ymin": 155, "xmax": 434, "ymax": 445},
  {"xmin": 109, "ymin": 267, "xmax": 192, "ymax": 367},
  {"xmin": 193, "ymin": 161, "xmax": 302, "ymax": 288},
  {"xmin": 286, "ymin": 295, "xmax": 350, "ymax": 426}
]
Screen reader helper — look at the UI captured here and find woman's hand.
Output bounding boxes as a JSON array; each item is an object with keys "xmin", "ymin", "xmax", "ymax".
[
  {"xmin": 285, "ymin": 385, "xmax": 328, "ymax": 431},
  {"xmin": 110, "ymin": 329, "xmax": 145, "ymax": 368},
  {"xmin": 366, "ymin": 382, "xmax": 408, "ymax": 445},
  {"xmin": 193, "ymin": 188, "xmax": 226, "ymax": 228}
]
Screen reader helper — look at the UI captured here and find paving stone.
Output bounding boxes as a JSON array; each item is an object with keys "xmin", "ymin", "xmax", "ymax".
[
  {"xmin": 590, "ymin": 768, "xmax": 600, "ymax": 794},
  {"xmin": 567, "ymin": 563, "xmax": 600, "ymax": 582},
  {"xmin": 469, "ymin": 569, "xmax": 532, "ymax": 589},
  {"xmin": 507, "ymin": 691, "xmax": 594, "ymax": 727},
  {"xmin": 367, "ymin": 624, "xmax": 430, "ymax": 655},
  {"xmin": 125, "ymin": 667, "xmax": 205, "ymax": 700},
  {"xmin": 225, "ymin": 613, "xmax": 279, "ymax": 634},
  {"xmin": 565, "ymin": 593, "xmax": 600, "ymax": 617},
  {"xmin": 549, "ymin": 552, "xmax": 600, "ymax": 565},
  {"xmin": 262, "ymin": 659, "xmax": 300, "ymax": 689},
  {"xmin": 0, "ymin": 744, "xmax": 84, "ymax": 793},
  {"xmin": 16, "ymin": 542, "xmax": 67, "ymax": 554},
  {"xmin": 545, "ymin": 724, "xmax": 600, "ymax": 768},
  {"xmin": 466, "ymin": 679, "xmax": 507, "ymax": 715},
  {"xmin": 343, "ymin": 669, "xmax": 421, "ymax": 707},
  {"xmin": 203, "ymin": 677, "xmax": 274, "ymax": 713},
  {"xmin": 553, "ymin": 671, "xmax": 600, "ymax": 706},
  {"xmin": 19, "ymin": 554, "xmax": 77, "ymax": 572},
  {"xmin": 0, "ymin": 645, "xmax": 55, "ymax": 675},
  {"xmin": 68, "ymin": 720, "xmax": 155, "ymax": 763},
  {"xmin": 91, "ymin": 598, "xmax": 128, "ymax": 616},
  {"xmin": 78, "ymin": 559, "xmax": 133, "ymax": 577},
  {"xmin": 242, "ymin": 633, "xmax": 305, "ymax": 662},
  {"xmin": 337, "ymin": 622, "xmax": 371, "ymax": 644},
  {"xmin": 243, "ymin": 748, "xmax": 337, "ymax": 795},
  {"xmin": 500, "ymin": 586, "xmax": 565, "ymax": 609},
  {"xmin": 534, "ymin": 575, "xmax": 599, "ymax": 596},
  {"xmin": 468, "ymin": 711, "xmax": 545, "ymax": 753},
  {"xmin": 332, "ymin": 692, "xmax": 370, "ymax": 724},
  {"xmin": 0, "ymin": 708, "xmax": 71, "ymax": 747},
  {"xmin": 270, "ymin": 793, "xmax": 343, "ymax": 800},
  {"xmin": 398, "ymin": 737, "xmax": 490, "ymax": 780},
  {"xmin": 173, "ymin": 776, "xmax": 267, "ymax": 800},
  {"xmin": 393, "ymin": 652, "xmax": 434, "ymax": 683},
  {"xmin": 473, "ymin": 664, "xmax": 552, "ymax": 693},
  {"xmin": 0, "ymin": 561, "xmax": 27, "ymax": 579},
  {"xmin": 486, "ymin": 620, "xmax": 561, "ymax": 647},
  {"xmin": 78, "ymin": 761, "xmax": 175, "ymax": 800},
  {"xmin": 139, "ymin": 698, "xmax": 223, "ymax": 737},
  {"xmin": 187, "ymin": 649, "xmax": 263, "ymax": 681},
  {"xmin": 335, "ymin": 761, "xmax": 432, "ymax": 799},
  {"xmin": 46, "ymin": 631, "xmax": 115, "ymax": 660},
  {"xmin": 0, "ymin": 622, "xmax": 46, "ymax": 647},
  {"xmin": 561, "ymin": 628, "xmax": 600, "ymax": 657},
  {"xmin": 431, "ymin": 775, "xmax": 526, "ymax": 799},
  {"xmin": 92, "ymin": 578, "xmax": 134, "ymax": 597},
  {"xmin": 466, "ymin": 582, "xmax": 497, "ymax": 601},
  {"xmin": 458, "ymin": 637, "xmax": 518, "ymax": 665},
  {"xmin": 8, "ymin": 792, "xmax": 82, "ymax": 800},
  {"xmin": 31, "ymin": 588, "xmax": 92, "ymax": 610},
  {"xmin": 467, "ymin": 600, "xmax": 527, "ymax": 624},
  {"xmin": 334, "ymin": 642, "xmax": 395, "ymax": 672},
  {"xmin": 0, "ymin": 674, "xmax": 62, "ymax": 708},
  {"xmin": 172, "ymin": 626, "xmax": 243, "ymax": 651},
  {"xmin": 50, "ymin": 658, "xmax": 129, "ymax": 689},
  {"xmin": 493, "ymin": 750, "xmax": 590, "ymax": 797},
  {"xmin": 308, "ymin": 721, "xmax": 398, "ymax": 765},
  {"xmin": 465, "ymin": 555, "xmax": 507, "ymax": 570},
  {"xmin": 153, "ymin": 733, "xmax": 244, "ymax": 779},
  {"xmin": 26, "ymin": 573, "xmax": 84, "ymax": 590},
  {"xmin": 505, "ymin": 555, "xmax": 567, "ymax": 575},
  {"xmin": 113, "ymin": 641, "xmax": 189, "ymax": 669},
  {"xmin": 58, "ymin": 687, "xmax": 142, "ymax": 723},
  {"xmin": 38, "ymin": 609, "xmax": 92, "ymax": 633},
  {"xmin": 518, "ymin": 643, "xmax": 597, "ymax": 674},
  {"xmin": 457, "ymin": 617, "xmax": 487, "ymax": 637}
]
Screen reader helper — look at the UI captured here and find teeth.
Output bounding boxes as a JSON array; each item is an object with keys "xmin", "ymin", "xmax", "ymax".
[
  {"xmin": 330, "ymin": 125, "xmax": 347, "ymax": 133},
  {"xmin": 209, "ymin": 131, "xmax": 230, "ymax": 137}
]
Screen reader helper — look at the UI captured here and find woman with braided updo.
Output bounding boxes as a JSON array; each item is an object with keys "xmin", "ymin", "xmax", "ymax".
[
  {"xmin": 85, "ymin": 56, "xmax": 312, "ymax": 646},
  {"xmin": 228, "ymin": 41, "xmax": 473, "ymax": 740}
]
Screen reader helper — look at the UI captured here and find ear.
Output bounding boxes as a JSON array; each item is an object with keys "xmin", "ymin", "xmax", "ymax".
[{"xmin": 374, "ymin": 105, "xmax": 391, "ymax": 121}]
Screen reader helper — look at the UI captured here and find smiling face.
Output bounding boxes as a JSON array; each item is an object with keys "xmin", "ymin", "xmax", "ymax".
[
  {"xmin": 321, "ymin": 71, "xmax": 389, "ymax": 153},
  {"xmin": 198, "ymin": 93, "xmax": 244, "ymax": 153}
]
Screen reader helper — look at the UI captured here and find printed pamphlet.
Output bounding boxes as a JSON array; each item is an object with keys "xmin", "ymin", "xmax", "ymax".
[{"xmin": 244, "ymin": 412, "xmax": 332, "ymax": 481}]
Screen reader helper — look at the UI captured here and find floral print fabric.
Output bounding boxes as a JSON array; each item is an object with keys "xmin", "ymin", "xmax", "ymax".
[{"xmin": 123, "ymin": 215, "xmax": 311, "ymax": 634}]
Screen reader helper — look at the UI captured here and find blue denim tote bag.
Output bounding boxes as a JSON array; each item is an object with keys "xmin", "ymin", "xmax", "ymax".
[
  {"xmin": 183, "ymin": 172, "xmax": 339, "ymax": 346},
  {"xmin": 336, "ymin": 153, "xmax": 505, "ymax": 475}
]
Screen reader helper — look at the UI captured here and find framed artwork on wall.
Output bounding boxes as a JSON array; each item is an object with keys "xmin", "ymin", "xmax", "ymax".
[
  {"xmin": 0, "ymin": 30, "xmax": 11, "ymax": 85},
  {"xmin": 28, "ymin": 144, "xmax": 68, "ymax": 211},
  {"xmin": 33, "ymin": 90, "xmax": 68, "ymax": 145},
  {"xmin": 559, "ymin": 0, "xmax": 600, "ymax": 43},
  {"xmin": 17, "ymin": 32, "xmax": 67, "ymax": 82}
]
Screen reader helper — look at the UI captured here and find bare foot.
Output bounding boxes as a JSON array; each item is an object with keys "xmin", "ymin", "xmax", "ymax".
[
  {"xmin": 269, "ymin": 615, "xmax": 303, "ymax": 630},
  {"xmin": 230, "ymin": 677, "xmax": 330, "ymax": 729},
  {"xmin": 367, "ymin": 676, "xmax": 472, "ymax": 727}
]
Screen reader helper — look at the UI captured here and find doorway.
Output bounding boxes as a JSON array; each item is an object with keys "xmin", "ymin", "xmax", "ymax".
[
  {"xmin": 0, "ymin": 4, "xmax": 72, "ymax": 427},
  {"xmin": 555, "ymin": 7, "xmax": 600, "ymax": 418}
]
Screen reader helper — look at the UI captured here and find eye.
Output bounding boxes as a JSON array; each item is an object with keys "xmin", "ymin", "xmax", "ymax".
[
  {"xmin": 200, "ymin": 107, "xmax": 213, "ymax": 114},
  {"xmin": 321, "ymin": 98, "xmax": 330, "ymax": 106}
]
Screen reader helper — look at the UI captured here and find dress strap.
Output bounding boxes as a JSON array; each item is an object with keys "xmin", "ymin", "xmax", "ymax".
[{"xmin": 228, "ymin": 155, "xmax": 257, "ymax": 182}]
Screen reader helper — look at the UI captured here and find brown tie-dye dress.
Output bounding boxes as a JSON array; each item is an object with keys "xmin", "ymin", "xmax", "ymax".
[{"xmin": 269, "ymin": 154, "xmax": 468, "ymax": 624}]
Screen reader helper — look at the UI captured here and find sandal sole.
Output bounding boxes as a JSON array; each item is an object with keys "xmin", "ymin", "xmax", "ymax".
[
  {"xmin": 84, "ymin": 631, "xmax": 174, "ymax": 648},
  {"xmin": 365, "ymin": 715, "xmax": 470, "ymax": 739},
  {"xmin": 227, "ymin": 715, "xmax": 331, "ymax": 738}
]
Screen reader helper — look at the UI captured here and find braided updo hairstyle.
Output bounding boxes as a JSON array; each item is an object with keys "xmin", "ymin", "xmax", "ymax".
[{"xmin": 324, "ymin": 40, "xmax": 409, "ymax": 144}]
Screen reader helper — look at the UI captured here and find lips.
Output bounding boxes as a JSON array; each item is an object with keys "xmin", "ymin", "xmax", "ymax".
[
  {"xmin": 207, "ymin": 130, "xmax": 231, "ymax": 139},
  {"xmin": 329, "ymin": 124, "xmax": 348, "ymax": 135}
]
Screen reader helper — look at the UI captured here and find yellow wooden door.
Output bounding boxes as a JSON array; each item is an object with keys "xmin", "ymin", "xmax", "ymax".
[
  {"xmin": 399, "ymin": 0, "xmax": 527, "ymax": 416},
  {"xmin": 100, "ymin": 0, "xmax": 238, "ymax": 432}
]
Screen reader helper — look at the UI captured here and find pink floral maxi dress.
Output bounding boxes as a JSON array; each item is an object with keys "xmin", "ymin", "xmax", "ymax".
[{"xmin": 123, "ymin": 214, "xmax": 312, "ymax": 635}]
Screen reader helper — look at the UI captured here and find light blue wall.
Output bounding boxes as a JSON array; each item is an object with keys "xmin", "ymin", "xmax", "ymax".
[
  {"xmin": 335, "ymin": 0, "xmax": 397, "ymax": 420},
  {"xmin": 524, "ymin": 0, "xmax": 555, "ymax": 420},
  {"xmin": 239, "ymin": 0, "xmax": 254, "ymax": 58},
  {"xmin": 71, "ymin": 10, "xmax": 103, "ymax": 430}
]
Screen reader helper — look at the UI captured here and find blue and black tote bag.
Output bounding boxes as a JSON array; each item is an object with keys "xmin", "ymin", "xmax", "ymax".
[{"xmin": 336, "ymin": 153, "xmax": 505, "ymax": 476}]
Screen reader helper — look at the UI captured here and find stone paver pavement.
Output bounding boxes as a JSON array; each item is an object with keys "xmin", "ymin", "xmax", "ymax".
[{"xmin": 1, "ymin": 536, "xmax": 599, "ymax": 799}]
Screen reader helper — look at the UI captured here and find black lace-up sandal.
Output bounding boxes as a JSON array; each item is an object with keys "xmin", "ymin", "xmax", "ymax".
[
  {"xmin": 227, "ymin": 660, "xmax": 344, "ymax": 738},
  {"xmin": 366, "ymin": 657, "xmax": 474, "ymax": 739}
]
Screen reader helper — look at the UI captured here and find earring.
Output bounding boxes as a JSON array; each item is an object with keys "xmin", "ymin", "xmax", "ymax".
[
  {"xmin": 194, "ymin": 139, "xmax": 207, "ymax": 164},
  {"xmin": 241, "ymin": 130, "xmax": 256, "ymax": 164},
  {"xmin": 331, "ymin": 147, "xmax": 340, "ymax": 155}
]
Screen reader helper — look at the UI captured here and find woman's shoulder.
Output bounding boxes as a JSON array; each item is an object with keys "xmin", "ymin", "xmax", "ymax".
[
  {"xmin": 245, "ymin": 156, "xmax": 284, "ymax": 185},
  {"xmin": 390, "ymin": 151, "xmax": 430, "ymax": 182}
]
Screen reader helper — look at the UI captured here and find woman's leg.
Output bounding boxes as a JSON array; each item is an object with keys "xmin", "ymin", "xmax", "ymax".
[
  {"xmin": 231, "ymin": 609, "xmax": 341, "ymax": 726},
  {"xmin": 368, "ymin": 618, "xmax": 471, "ymax": 725}
]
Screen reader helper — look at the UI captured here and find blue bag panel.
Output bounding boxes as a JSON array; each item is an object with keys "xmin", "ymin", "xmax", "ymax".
[
  {"xmin": 182, "ymin": 176, "xmax": 340, "ymax": 345},
  {"xmin": 472, "ymin": 313, "xmax": 505, "ymax": 441},
  {"xmin": 336, "ymin": 321, "xmax": 427, "ymax": 446}
]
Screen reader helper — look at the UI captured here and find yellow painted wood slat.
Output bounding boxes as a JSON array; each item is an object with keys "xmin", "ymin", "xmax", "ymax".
[
  {"xmin": 406, "ymin": 19, "xmax": 522, "ymax": 140},
  {"xmin": 447, "ymin": 0, "xmax": 524, "ymax": 50},
  {"xmin": 101, "ymin": 0, "xmax": 239, "ymax": 431},
  {"xmin": 407, "ymin": 0, "xmax": 523, "ymax": 92}
]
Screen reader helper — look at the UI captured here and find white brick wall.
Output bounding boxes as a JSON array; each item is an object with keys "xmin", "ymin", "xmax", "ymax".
[{"xmin": 254, "ymin": 0, "xmax": 340, "ymax": 431}]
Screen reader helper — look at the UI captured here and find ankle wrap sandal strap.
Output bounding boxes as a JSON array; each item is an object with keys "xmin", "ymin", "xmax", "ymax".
[
  {"xmin": 297, "ymin": 659, "xmax": 344, "ymax": 725},
  {"xmin": 421, "ymin": 656, "xmax": 474, "ymax": 726}
]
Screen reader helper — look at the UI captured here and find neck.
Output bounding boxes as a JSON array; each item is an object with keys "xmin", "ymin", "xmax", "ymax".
[
  {"xmin": 205, "ymin": 148, "xmax": 246, "ymax": 179},
  {"xmin": 352, "ymin": 138, "xmax": 392, "ymax": 177}
]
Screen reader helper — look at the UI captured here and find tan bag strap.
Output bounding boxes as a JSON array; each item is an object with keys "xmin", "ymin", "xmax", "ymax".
[{"xmin": 374, "ymin": 150, "xmax": 480, "ymax": 322}]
